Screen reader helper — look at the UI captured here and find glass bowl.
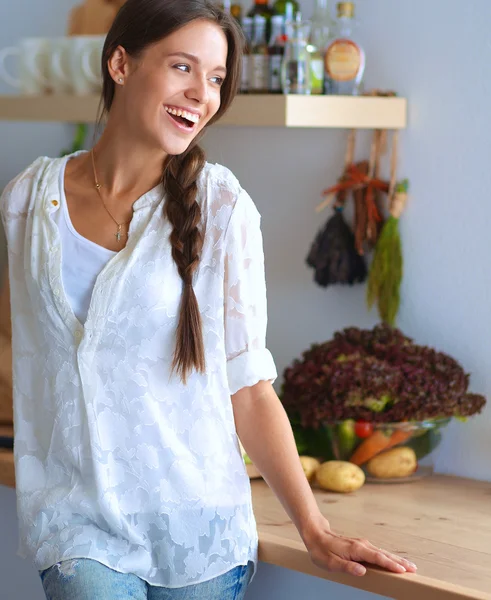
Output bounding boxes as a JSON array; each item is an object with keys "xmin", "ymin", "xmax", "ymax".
[{"xmin": 322, "ymin": 417, "xmax": 451, "ymax": 483}]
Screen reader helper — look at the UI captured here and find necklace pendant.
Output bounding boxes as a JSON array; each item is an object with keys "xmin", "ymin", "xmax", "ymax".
[{"xmin": 115, "ymin": 225, "xmax": 122, "ymax": 242}]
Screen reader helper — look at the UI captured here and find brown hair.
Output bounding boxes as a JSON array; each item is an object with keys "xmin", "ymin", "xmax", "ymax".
[{"xmin": 98, "ymin": 0, "xmax": 244, "ymax": 382}]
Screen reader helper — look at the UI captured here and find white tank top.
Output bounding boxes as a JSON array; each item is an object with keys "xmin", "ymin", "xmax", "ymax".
[{"xmin": 55, "ymin": 162, "xmax": 117, "ymax": 324}]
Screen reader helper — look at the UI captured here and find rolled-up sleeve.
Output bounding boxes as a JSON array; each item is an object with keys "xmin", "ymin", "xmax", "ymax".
[{"xmin": 223, "ymin": 189, "xmax": 277, "ymax": 396}]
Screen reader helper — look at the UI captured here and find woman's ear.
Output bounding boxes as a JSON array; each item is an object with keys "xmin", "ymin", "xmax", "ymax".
[{"xmin": 107, "ymin": 45, "xmax": 132, "ymax": 85}]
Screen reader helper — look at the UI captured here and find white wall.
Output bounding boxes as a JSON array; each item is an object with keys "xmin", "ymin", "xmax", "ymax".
[
  {"xmin": 205, "ymin": 0, "xmax": 491, "ymax": 483},
  {"xmin": 1, "ymin": 0, "xmax": 490, "ymax": 598}
]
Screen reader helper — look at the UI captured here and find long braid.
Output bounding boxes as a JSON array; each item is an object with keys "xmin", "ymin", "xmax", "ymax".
[
  {"xmin": 97, "ymin": 0, "xmax": 245, "ymax": 383},
  {"xmin": 163, "ymin": 145, "xmax": 206, "ymax": 383}
]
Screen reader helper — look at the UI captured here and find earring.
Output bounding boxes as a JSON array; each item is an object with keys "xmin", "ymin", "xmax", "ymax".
[{"xmin": 118, "ymin": 78, "xmax": 123, "ymax": 84}]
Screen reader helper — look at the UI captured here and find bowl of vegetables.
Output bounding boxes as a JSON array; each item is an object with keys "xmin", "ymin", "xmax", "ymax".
[
  {"xmin": 281, "ymin": 324, "xmax": 487, "ymax": 482},
  {"xmin": 325, "ymin": 417, "xmax": 451, "ymax": 482}
]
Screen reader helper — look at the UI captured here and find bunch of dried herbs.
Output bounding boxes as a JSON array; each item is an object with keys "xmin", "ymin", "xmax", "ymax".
[
  {"xmin": 366, "ymin": 179, "xmax": 408, "ymax": 326},
  {"xmin": 281, "ymin": 324, "xmax": 487, "ymax": 428}
]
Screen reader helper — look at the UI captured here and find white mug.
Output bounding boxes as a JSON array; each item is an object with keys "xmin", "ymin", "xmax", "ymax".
[
  {"xmin": 49, "ymin": 37, "xmax": 74, "ymax": 94},
  {"xmin": 0, "ymin": 37, "xmax": 51, "ymax": 95},
  {"xmin": 68, "ymin": 35, "xmax": 105, "ymax": 95}
]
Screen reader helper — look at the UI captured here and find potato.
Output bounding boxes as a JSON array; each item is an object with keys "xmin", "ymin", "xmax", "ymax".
[
  {"xmin": 299, "ymin": 456, "xmax": 321, "ymax": 482},
  {"xmin": 315, "ymin": 460, "xmax": 365, "ymax": 493},
  {"xmin": 367, "ymin": 447, "xmax": 417, "ymax": 479}
]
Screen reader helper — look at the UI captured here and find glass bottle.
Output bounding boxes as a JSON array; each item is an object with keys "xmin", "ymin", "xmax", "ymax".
[
  {"xmin": 273, "ymin": 0, "xmax": 299, "ymax": 16},
  {"xmin": 268, "ymin": 15, "xmax": 286, "ymax": 94},
  {"xmin": 240, "ymin": 17, "xmax": 253, "ymax": 93},
  {"xmin": 248, "ymin": 0, "xmax": 276, "ymax": 40},
  {"xmin": 230, "ymin": 2, "xmax": 242, "ymax": 21},
  {"xmin": 324, "ymin": 1, "xmax": 365, "ymax": 95},
  {"xmin": 308, "ymin": 0, "xmax": 334, "ymax": 94},
  {"xmin": 247, "ymin": 0, "xmax": 275, "ymax": 22},
  {"xmin": 220, "ymin": 0, "xmax": 230, "ymax": 13},
  {"xmin": 250, "ymin": 15, "xmax": 270, "ymax": 94},
  {"xmin": 283, "ymin": 2, "xmax": 295, "ymax": 31},
  {"xmin": 281, "ymin": 12, "xmax": 311, "ymax": 95}
]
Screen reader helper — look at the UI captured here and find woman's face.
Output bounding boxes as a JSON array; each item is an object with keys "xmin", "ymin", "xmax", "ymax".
[{"xmin": 114, "ymin": 19, "xmax": 228, "ymax": 156}]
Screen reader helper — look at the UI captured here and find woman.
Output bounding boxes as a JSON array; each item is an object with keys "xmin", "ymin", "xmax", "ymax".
[{"xmin": 0, "ymin": 0, "xmax": 417, "ymax": 598}]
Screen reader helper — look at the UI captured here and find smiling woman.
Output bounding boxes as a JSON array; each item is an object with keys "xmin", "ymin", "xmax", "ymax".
[
  {"xmin": 94, "ymin": 0, "xmax": 245, "ymax": 380},
  {"xmin": 0, "ymin": 0, "xmax": 417, "ymax": 598},
  {"xmin": 1, "ymin": 0, "xmax": 269, "ymax": 598},
  {"xmin": 99, "ymin": 15, "xmax": 236, "ymax": 156}
]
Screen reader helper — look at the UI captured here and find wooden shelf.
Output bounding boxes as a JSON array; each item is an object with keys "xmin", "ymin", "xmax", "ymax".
[{"xmin": 0, "ymin": 94, "xmax": 407, "ymax": 129}]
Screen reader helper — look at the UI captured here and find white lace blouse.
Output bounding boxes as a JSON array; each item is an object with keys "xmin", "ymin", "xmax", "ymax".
[{"xmin": 0, "ymin": 151, "xmax": 277, "ymax": 588}]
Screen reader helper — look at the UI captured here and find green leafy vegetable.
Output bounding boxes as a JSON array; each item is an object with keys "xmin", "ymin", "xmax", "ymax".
[{"xmin": 281, "ymin": 324, "xmax": 487, "ymax": 427}]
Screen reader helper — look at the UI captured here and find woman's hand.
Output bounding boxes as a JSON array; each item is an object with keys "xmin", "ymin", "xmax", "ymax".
[{"xmin": 301, "ymin": 514, "xmax": 418, "ymax": 577}]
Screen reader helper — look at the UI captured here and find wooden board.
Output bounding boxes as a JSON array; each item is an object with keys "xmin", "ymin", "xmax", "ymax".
[
  {"xmin": 79, "ymin": 0, "xmax": 119, "ymax": 36},
  {"xmin": 0, "ymin": 450, "xmax": 15, "ymax": 488},
  {"xmin": 0, "ymin": 425, "xmax": 13, "ymax": 437},
  {"xmin": 67, "ymin": 0, "xmax": 122, "ymax": 36},
  {"xmin": 0, "ymin": 387, "xmax": 12, "ymax": 425},
  {"xmin": 251, "ymin": 476, "xmax": 491, "ymax": 599}
]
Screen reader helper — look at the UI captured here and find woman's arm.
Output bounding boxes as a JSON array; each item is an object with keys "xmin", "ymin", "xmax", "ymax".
[{"xmin": 232, "ymin": 380, "xmax": 418, "ymax": 578}]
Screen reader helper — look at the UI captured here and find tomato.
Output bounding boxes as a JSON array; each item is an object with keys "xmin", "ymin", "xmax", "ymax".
[{"xmin": 354, "ymin": 420, "xmax": 373, "ymax": 438}]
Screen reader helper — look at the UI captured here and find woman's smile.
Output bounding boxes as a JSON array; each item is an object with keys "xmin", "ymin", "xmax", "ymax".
[{"xmin": 163, "ymin": 104, "xmax": 202, "ymax": 133}]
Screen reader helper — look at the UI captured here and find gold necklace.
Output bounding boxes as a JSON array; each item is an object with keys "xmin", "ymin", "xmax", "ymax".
[{"xmin": 91, "ymin": 149, "xmax": 132, "ymax": 243}]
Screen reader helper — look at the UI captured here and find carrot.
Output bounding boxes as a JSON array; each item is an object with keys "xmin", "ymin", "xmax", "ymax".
[
  {"xmin": 384, "ymin": 429, "xmax": 413, "ymax": 451},
  {"xmin": 349, "ymin": 431, "xmax": 391, "ymax": 466},
  {"xmin": 349, "ymin": 429, "xmax": 414, "ymax": 466}
]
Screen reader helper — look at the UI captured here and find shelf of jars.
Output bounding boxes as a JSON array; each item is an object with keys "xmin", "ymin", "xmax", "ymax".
[{"xmin": 0, "ymin": 94, "xmax": 407, "ymax": 129}]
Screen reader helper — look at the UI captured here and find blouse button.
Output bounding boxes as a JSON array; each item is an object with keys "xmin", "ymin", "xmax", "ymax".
[{"xmin": 74, "ymin": 329, "xmax": 83, "ymax": 341}]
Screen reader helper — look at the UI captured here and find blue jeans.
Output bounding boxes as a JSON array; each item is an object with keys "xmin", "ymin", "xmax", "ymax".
[{"xmin": 39, "ymin": 558, "xmax": 254, "ymax": 600}]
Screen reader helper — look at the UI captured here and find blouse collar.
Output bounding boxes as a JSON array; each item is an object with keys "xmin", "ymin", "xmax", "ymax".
[{"xmin": 48, "ymin": 150, "xmax": 165, "ymax": 213}]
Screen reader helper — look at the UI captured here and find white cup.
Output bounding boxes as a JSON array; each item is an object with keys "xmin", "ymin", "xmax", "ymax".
[
  {"xmin": 0, "ymin": 37, "xmax": 51, "ymax": 95},
  {"xmin": 48, "ymin": 37, "xmax": 74, "ymax": 94},
  {"xmin": 68, "ymin": 35, "xmax": 105, "ymax": 95}
]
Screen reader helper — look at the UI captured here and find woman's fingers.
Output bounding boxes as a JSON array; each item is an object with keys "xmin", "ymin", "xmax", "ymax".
[
  {"xmin": 367, "ymin": 544, "xmax": 418, "ymax": 573},
  {"xmin": 353, "ymin": 541, "xmax": 416, "ymax": 574},
  {"xmin": 305, "ymin": 527, "xmax": 418, "ymax": 579},
  {"xmin": 317, "ymin": 553, "xmax": 367, "ymax": 577}
]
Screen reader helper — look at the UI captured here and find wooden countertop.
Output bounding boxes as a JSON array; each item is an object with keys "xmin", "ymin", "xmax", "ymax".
[
  {"xmin": 252, "ymin": 475, "xmax": 491, "ymax": 600},
  {"xmin": 1, "ymin": 450, "xmax": 490, "ymax": 599}
]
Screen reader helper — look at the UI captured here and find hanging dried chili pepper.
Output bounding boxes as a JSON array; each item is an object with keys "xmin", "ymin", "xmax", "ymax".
[
  {"xmin": 321, "ymin": 162, "xmax": 388, "ymax": 256},
  {"xmin": 353, "ymin": 161, "xmax": 368, "ymax": 255}
]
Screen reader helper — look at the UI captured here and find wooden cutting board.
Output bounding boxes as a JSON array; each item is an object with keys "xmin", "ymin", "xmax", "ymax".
[
  {"xmin": 0, "ymin": 424, "xmax": 13, "ymax": 437},
  {"xmin": 0, "ymin": 384, "xmax": 12, "ymax": 425},
  {"xmin": 0, "ymin": 449, "xmax": 15, "ymax": 487},
  {"xmin": 67, "ymin": 0, "xmax": 126, "ymax": 36}
]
